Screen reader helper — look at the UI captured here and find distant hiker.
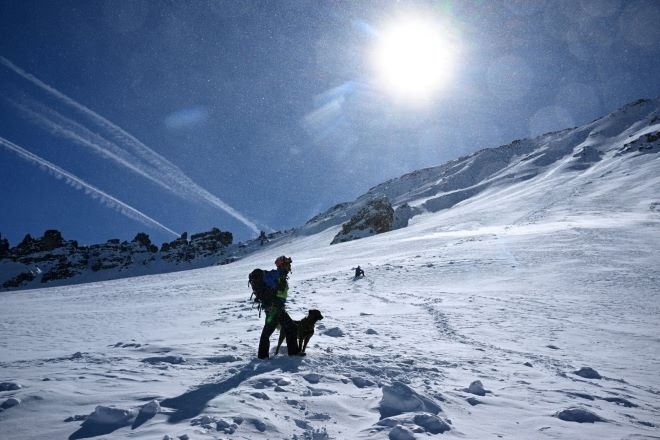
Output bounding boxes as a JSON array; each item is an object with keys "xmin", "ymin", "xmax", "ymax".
[
  {"xmin": 257, "ymin": 255, "xmax": 300, "ymax": 359},
  {"xmin": 258, "ymin": 231, "xmax": 268, "ymax": 246},
  {"xmin": 354, "ymin": 265, "xmax": 365, "ymax": 278}
]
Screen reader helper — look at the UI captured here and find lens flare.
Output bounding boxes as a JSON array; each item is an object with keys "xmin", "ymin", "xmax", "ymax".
[{"xmin": 372, "ymin": 15, "xmax": 459, "ymax": 102}]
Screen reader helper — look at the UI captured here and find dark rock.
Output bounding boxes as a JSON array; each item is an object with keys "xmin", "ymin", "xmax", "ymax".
[
  {"xmin": 41, "ymin": 261, "xmax": 77, "ymax": 283},
  {"xmin": 565, "ymin": 392, "xmax": 595, "ymax": 401},
  {"xmin": 141, "ymin": 355, "xmax": 186, "ymax": 365},
  {"xmin": 617, "ymin": 131, "xmax": 660, "ymax": 156},
  {"xmin": 0, "ymin": 382, "xmax": 21, "ymax": 391},
  {"xmin": 388, "ymin": 425, "xmax": 415, "ymax": 440},
  {"xmin": 351, "ymin": 377, "xmax": 376, "ymax": 388},
  {"xmin": 0, "ymin": 236, "xmax": 10, "ymax": 257},
  {"xmin": 573, "ymin": 367, "xmax": 602, "ymax": 379},
  {"xmin": 41, "ymin": 230, "xmax": 65, "ymax": 251},
  {"xmin": 413, "ymin": 413, "xmax": 451, "ymax": 433},
  {"xmin": 555, "ymin": 408, "xmax": 605, "ymax": 423},
  {"xmin": 379, "ymin": 381, "xmax": 441, "ymax": 419},
  {"xmin": 332, "ymin": 197, "xmax": 394, "ymax": 244},
  {"xmin": 466, "ymin": 380, "xmax": 488, "ymax": 396},
  {"xmin": 132, "ymin": 233, "xmax": 158, "ymax": 253},
  {"xmin": 467, "ymin": 397, "xmax": 482, "ymax": 406},
  {"xmin": 602, "ymin": 397, "xmax": 637, "ymax": 408},
  {"xmin": 15, "ymin": 233, "xmax": 37, "ymax": 255},
  {"xmin": 1, "ymin": 397, "xmax": 20, "ymax": 409},
  {"xmin": 2, "ymin": 271, "xmax": 36, "ymax": 289}
]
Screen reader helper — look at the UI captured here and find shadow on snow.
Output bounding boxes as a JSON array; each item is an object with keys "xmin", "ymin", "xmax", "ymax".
[{"xmin": 160, "ymin": 357, "xmax": 303, "ymax": 423}]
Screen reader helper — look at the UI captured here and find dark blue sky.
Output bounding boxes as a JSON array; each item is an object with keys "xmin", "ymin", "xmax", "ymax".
[{"xmin": 1, "ymin": 0, "xmax": 659, "ymax": 247}]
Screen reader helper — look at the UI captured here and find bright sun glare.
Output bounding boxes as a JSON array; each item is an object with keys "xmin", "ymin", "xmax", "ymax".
[{"xmin": 373, "ymin": 16, "xmax": 458, "ymax": 102}]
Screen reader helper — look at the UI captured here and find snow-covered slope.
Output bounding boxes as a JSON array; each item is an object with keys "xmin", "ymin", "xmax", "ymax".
[
  {"xmin": 0, "ymin": 98, "xmax": 659, "ymax": 439},
  {"xmin": 301, "ymin": 98, "xmax": 660, "ymax": 236}
]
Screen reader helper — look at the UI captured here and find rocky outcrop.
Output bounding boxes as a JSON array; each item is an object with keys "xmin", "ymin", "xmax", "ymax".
[
  {"xmin": 0, "ymin": 228, "xmax": 234, "ymax": 291},
  {"xmin": 617, "ymin": 131, "xmax": 660, "ymax": 156},
  {"xmin": 331, "ymin": 197, "xmax": 395, "ymax": 244},
  {"xmin": 190, "ymin": 228, "xmax": 233, "ymax": 255},
  {"xmin": 160, "ymin": 229, "xmax": 233, "ymax": 263},
  {"xmin": 1, "ymin": 230, "xmax": 83, "ymax": 289},
  {"xmin": 0, "ymin": 235, "xmax": 11, "ymax": 258}
]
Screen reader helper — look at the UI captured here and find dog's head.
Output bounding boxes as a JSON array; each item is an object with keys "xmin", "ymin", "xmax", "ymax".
[{"xmin": 308, "ymin": 309, "xmax": 324, "ymax": 322}]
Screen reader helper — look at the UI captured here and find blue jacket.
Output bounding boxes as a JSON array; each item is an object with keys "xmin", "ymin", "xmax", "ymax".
[{"xmin": 263, "ymin": 269, "xmax": 288, "ymax": 306}]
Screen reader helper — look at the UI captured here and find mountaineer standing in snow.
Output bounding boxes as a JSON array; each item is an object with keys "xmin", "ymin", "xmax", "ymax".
[{"xmin": 258, "ymin": 255, "xmax": 300, "ymax": 358}]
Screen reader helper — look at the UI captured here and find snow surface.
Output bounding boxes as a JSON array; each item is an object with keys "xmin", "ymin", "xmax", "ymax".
[{"xmin": 1, "ymin": 101, "xmax": 660, "ymax": 438}]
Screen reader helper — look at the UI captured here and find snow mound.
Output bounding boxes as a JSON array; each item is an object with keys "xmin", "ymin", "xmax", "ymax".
[
  {"xmin": 0, "ymin": 382, "xmax": 21, "ymax": 391},
  {"xmin": 573, "ymin": 366, "xmax": 602, "ymax": 379},
  {"xmin": 554, "ymin": 407, "xmax": 606, "ymax": 423},
  {"xmin": 379, "ymin": 381, "xmax": 442, "ymax": 419},
  {"xmin": 69, "ymin": 405, "xmax": 137, "ymax": 439},
  {"xmin": 1, "ymin": 397, "xmax": 20, "ymax": 410},
  {"xmin": 68, "ymin": 400, "xmax": 160, "ymax": 438},
  {"xmin": 322, "ymin": 327, "xmax": 344, "ymax": 337},
  {"xmin": 376, "ymin": 412, "xmax": 451, "ymax": 438},
  {"xmin": 388, "ymin": 424, "xmax": 415, "ymax": 440},
  {"xmin": 141, "ymin": 355, "xmax": 186, "ymax": 364},
  {"xmin": 465, "ymin": 379, "xmax": 491, "ymax": 396}
]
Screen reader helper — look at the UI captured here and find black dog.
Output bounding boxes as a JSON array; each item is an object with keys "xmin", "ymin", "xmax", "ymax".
[{"xmin": 275, "ymin": 309, "xmax": 324, "ymax": 355}]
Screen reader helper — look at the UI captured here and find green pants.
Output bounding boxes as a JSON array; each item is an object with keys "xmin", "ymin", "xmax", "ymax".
[{"xmin": 258, "ymin": 307, "xmax": 298, "ymax": 358}]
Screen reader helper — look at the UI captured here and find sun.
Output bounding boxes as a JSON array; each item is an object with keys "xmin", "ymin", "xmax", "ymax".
[{"xmin": 372, "ymin": 16, "xmax": 458, "ymax": 102}]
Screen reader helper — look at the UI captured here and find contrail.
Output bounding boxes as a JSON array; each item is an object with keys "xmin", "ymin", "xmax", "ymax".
[
  {"xmin": 0, "ymin": 136, "xmax": 180, "ymax": 238},
  {"xmin": 5, "ymin": 96, "xmax": 175, "ymax": 192},
  {"xmin": 0, "ymin": 56, "xmax": 262, "ymax": 234},
  {"xmin": 4, "ymin": 95, "xmax": 204, "ymax": 202}
]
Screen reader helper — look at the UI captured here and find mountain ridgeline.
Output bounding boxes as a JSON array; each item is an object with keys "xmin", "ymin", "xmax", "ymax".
[
  {"xmin": 0, "ymin": 228, "xmax": 235, "ymax": 290},
  {"xmin": 2, "ymin": 98, "xmax": 659, "ymax": 291}
]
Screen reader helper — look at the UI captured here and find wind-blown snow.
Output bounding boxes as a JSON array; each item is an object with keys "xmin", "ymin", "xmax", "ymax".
[{"xmin": 1, "ymin": 100, "xmax": 659, "ymax": 439}]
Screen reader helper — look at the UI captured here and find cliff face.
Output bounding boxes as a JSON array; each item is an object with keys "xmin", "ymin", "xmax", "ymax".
[
  {"xmin": 0, "ymin": 228, "xmax": 234, "ymax": 291},
  {"xmin": 331, "ymin": 198, "xmax": 395, "ymax": 244}
]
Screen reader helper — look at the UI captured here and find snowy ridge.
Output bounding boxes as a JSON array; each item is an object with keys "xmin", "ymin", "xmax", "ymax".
[
  {"xmin": 301, "ymin": 98, "xmax": 660, "ymax": 234},
  {"xmin": 0, "ymin": 98, "xmax": 659, "ymax": 439}
]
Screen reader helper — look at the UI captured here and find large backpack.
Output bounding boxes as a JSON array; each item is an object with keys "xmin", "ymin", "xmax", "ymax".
[{"xmin": 248, "ymin": 268, "xmax": 275, "ymax": 316}]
